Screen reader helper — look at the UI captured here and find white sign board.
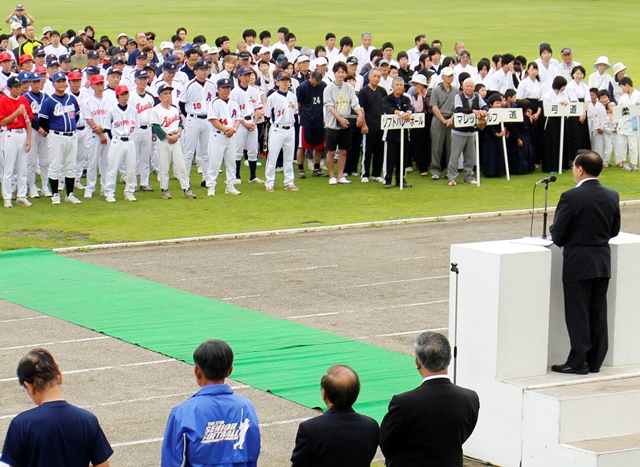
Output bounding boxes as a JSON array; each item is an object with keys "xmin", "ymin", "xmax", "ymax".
[
  {"xmin": 380, "ymin": 113, "xmax": 425, "ymax": 130},
  {"xmin": 453, "ymin": 113, "xmax": 477, "ymax": 128},
  {"xmin": 543, "ymin": 101, "xmax": 585, "ymax": 117},
  {"xmin": 486, "ymin": 108, "xmax": 524, "ymax": 125},
  {"xmin": 613, "ymin": 104, "xmax": 640, "ymax": 120}
]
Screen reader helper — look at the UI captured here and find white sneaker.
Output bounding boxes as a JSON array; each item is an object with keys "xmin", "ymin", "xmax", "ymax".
[
  {"xmin": 74, "ymin": 181, "xmax": 85, "ymax": 190},
  {"xmin": 328, "ymin": 177, "xmax": 337, "ymax": 185},
  {"xmin": 337, "ymin": 176, "xmax": 352, "ymax": 184},
  {"xmin": 225, "ymin": 186, "xmax": 241, "ymax": 195},
  {"xmin": 233, "ymin": 178, "xmax": 242, "ymax": 185},
  {"xmin": 29, "ymin": 187, "xmax": 40, "ymax": 198},
  {"xmin": 307, "ymin": 159, "xmax": 314, "ymax": 170},
  {"xmin": 42, "ymin": 186, "xmax": 52, "ymax": 197},
  {"xmin": 244, "ymin": 160, "xmax": 249, "ymax": 166},
  {"xmin": 361, "ymin": 177, "xmax": 369, "ymax": 183},
  {"xmin": 320, "ymin": 160, "xmax": 328, "ymax": 170},
  {"xmin": 197, "ymin": 166, "xmax": 203, "ymax": 173},
  {"xmin": 207, "ymin": 187, "xmax": 216, "ymax": 196},
  {"xmin": 124, "ymin": 193, "xmax": 137, "ymax": 202},
  {"xmin": 105, "ymin": 194, "xmax": 116, "ymax": 203},
  {"xmin": 256, "ymin": 161, "xmax": 262, "ymax": 166},
  {"xmin": 249, "ymin": 177, "xmax": 265, "ymax": 184},
  {"xmin": 84, "ymin": 190, "xmax": 93, "ymax": 199},
  {"xmin": 16, "ymin": 197, "xmax": 32, "ymax": 207},
  {"xmin": 4, "ymin": 200, "xmax": 12, "ymax": 208},
  {"xmin": 275, "ymin": 167, "xmax": 284, "ymax": 172},
  {"xmin": 51, "ymin": 193, "xmax": 61, "ymax": 205},
  {"xmin": 65, "ymin": 193, "xmax": 82, "ymax": 204}
]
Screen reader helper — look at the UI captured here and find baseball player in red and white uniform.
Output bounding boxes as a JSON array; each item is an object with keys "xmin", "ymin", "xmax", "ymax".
[
  {"xmin": 150, "ymin": 84, "xmax": 196, "ymax": 199},
  {"xmin": 0, "ymin": 75, "xmax": 33, "ymax": 207},
  {"xmin": 82, "ymin": 74, "xmax": 116, "ymax": 198},
  {"xmin": 264, "ymin": 71, "xmax": 299, "ymax": 191},
  {"xmin": 102, "ymin": 85, "xmax": 138, "ymax": 202},
  {"xmin": 179, "ymin": 60, "xmax": 216, "ymax": 186},
  {"xmin": 67, "ymin": 70, "xmax": 90, "ymax": 190},
  {"xmin": 128, "ymin": 69, "xmax": 155, "ymax": 191},
  {"xmin": 230, "ymin": 66, "xmax": 264, "ymax": 184},
  {"xmin": 206, "ymin": 78, "xmax": 242, "ymax": 196}
]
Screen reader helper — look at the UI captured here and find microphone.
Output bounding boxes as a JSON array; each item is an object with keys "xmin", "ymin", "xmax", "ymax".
[{"xmin": 536, "ymin": 175, "xmax": 557, "ymax": 185}]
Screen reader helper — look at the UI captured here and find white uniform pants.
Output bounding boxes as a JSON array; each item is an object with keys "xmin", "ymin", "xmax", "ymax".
[
  {"xmin": 182, "ymin": 116, "xmax": 209, "ymax": 170},
  {"xmin": 265, "ymin": 125, "xmax": 295, "ymax": 188},
  {"xmin": 235, "ymin": 121, "xmax": 259, "ymax": 161},
  {"xmin": 2, "ymin": 130, "xmax": 28, "ymax": 200},
  {"xmin": 75, "ymin": 127, "xmax": 89, "ymax": 179},
  {"xmin": 157, "ymin": 138, "xmax": 190, "ymax": 191},
  {"xmin": 207, "ymin": 130, "xmax": 236, "ymax": 190},
  {"xmin": 105, "ymin": 138, "xmax": 136, "ymax": 197},
  {"xmin": 27, "ymin": 131, "xmax": 49, "ymax": 189},
  {"xmin": 134, "ymin": 127, "xmax": 153, "ymax": 187},
  {"xmin": 615, "ymin": 132, "xmax": 638, "ymax": 165},
  {"xmin": 47, "ymin": 131, "xmax": 77, "ymax": 180},
  {"xmin": 85, "ymin": 133, "xmax": 110, "ymax": 194}
]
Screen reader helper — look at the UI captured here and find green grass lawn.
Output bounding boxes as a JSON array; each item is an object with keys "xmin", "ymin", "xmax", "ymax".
[
  {"xmin": 4, "ymin": 0, "xmax": 639, "ymax": 250},
  {"xmin": 2, "ymin": 163, "xmax": 638, "ymax": 250}
]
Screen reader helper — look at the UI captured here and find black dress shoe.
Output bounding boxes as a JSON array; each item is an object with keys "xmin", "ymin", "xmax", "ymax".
[
  {"xmin": 551, "ymin": 363, "xmax": 589, "ymax": 375},
  {"xmin": 589, "ymin": 367, "xmax": 600, "ymax": 373}
]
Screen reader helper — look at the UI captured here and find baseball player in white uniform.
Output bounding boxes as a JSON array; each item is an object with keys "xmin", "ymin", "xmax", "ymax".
[
  {"xmin": 206, "ymin": 78, "xmax": 242, "ymax": 196},
  {"xmin": 264, "ymin": 71, "xmax": 299, "ymax": 191},
  {"xmin": 82, "ymin": 74, "xmax": 116, "ymax": 198},
  {"xmin": 149, "ymin": 83, "xmax": 196, "ymax": 199},
  {"xmin": 128, "ymin": 69, "xmax": 156, "ymax": 191},
  {"xmin": 67, "ymin": 70, "xmax": 89, "ymax": 190},
  {"xmin": 230, "ymin": 66, "xmax": 264, "ymax": 183},
  {"xmin": 102, "ymin": 85, "xmax": 138, "ymax": 202},
  {"xmin": 23, "ymin": 70, "xmax": 49, "ymax": 199},
  {"xmin": 179, "ymin": 60, "xmax": 216, "ymax": 187}
]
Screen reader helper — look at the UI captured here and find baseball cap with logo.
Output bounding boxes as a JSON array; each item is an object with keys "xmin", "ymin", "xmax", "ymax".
[
  {"xmin": 32, "ymin": 46, "xmax": 45, "ymax": 57},
  {"xmin": 111, "ymin": 56, "xmax": 125, "ymax": 65},
  {"xmin": 7, "ymin": 76, "xmax": 21, "ymax": 87},
  {"xmin": 18, "ymin": 54, "xmax": 33, "ymax": 65},
  {"xmin": 157, "ymin": 83, "xmax": 174, "ymax": 94},
  {"xmin": 0, "ymin": 52, "xmax": 12, "ymax": 62},
  {"xmin": 30, "ymin": 71, "xmax": 42, "ymax": 81},
  {"xmin": 15, "ymin": 4, "xmax": 25, "ymax": 11},
  {"xmin": 193, "ymin": 60, "xmax": 209, "ymax": 70},
  {"xmin": 561, "ymin": 47, "xmax": 572, "ymax": 55},
  {"xmin": 237, "ymin": 66, "xmax": 253, "ymax": 75},
  {"xmin": 238, "ymin": 51, "xmax": 252, "ymax": 60},
  {"xmin": 46, "ymin": 58, "xmax": 60, "ymax": 68},
  {"xmin": 115, "ymin": 84, "xmax": 129, "ymax": 96},
  {"xmin": 10, "ymin": 22, "xmax": 22, "ymax": 31},
  {"xmin": 217, "ymin": 78, "xmax": 233, "ymax": 88},
  {"xmin": 277, "ymin": 71, "xmax": 291, "ymax": 81},
  {"xmin": 134, "ymin": 69, "xmax": 148, "ymax": 79},
  {"xmin": 67, "ymin": 70, "xmax": 82, "ymax": 80},
  {"xmin": 162, "ymin": 61, "xmax": 178, "ymax": 72},
  {"xmin": 17, "ymin": 71, "xmax": 30, "ymax": 82},
  {"xmin": 107, "ymin": 66, "xmax": 122, "ymax": 75},
  {"xmin": 165, "ymin": 54, "xmax": 180, "ymax": 63},
  {"xmin": 378, "ymin": 59, "xmax": 390, "ymax": 67},
  {"xmin": 346, "ymin": 56, "xmax": 358, "ymax": 65},
  {"xmin": 85, "ymin": 65, "xmax": 101, "ymax": 75},
  {"xmin": 87, "ymin": 50, "xmax": 100, "ymax": 60},
  {"xmin": 58, "ymin": 54, "xmax": 71, "ymax": 63},
  {"xmin": 90, "ymin": 74, "xmax": 105, "ymax": 84},
  {"xmin": 52, "ymin": 72, "xmax": 67, "ymax": 82},
  {"xmin": 34, "ymin": 65, "xmax": 46, "ymax": 74}
]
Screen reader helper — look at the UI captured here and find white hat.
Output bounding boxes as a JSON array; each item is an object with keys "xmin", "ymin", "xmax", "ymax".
[
  {"xmin": 11, "ymin": 22, "xmax": 22, "ymax": 30},
  {"xmin": 160, "ymin": 41, "xmax": 172, "ymax": 51},
  {"xmin": 77, "ymin": 29, "xmax": 85, "ymax": 36},
  {"xmin": 199, "ymin": 43, "xmax": 210, "ymax": 53},
  {"xmin": 42, "ymin": 26, "xmax": 52, "ymax": 34},
  {"xmin": 296, "ymin": 54, "xmax": 310, "ymax": 63},
  {"xmin": 388, "ymin": 60, "xmax": 399, "ymax": 70},
  {"xmin": 208, "ymin": 46, "xmax": 219, "ymax": 54},
  {"xmin": 440, "ymin": 66, "xmax": 455, "ymax": 77},
  {"xmin": 313, "ymin": 56, "xmax": 328, "ymax": 67},
  {"xmin": 118, "ymin": 32, "xmax": 128, "ymax": 39},
  {"xmin": 410, "ymin": 74, "xmax": 429, "ymax": 86},
  {"xmin": 612, "ymin": 62, "xmax": 627, "ymax": 76},
  {"xmin": 258, "ymin": 46, "xmax": 271, "ymax": 55},
  {"xmin": 593, "ymin": 56, "xmax": 611, "ymax": 69}
]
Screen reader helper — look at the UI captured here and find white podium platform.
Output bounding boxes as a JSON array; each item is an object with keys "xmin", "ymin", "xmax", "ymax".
[{"xmin": 451, "ymin": 233, "xmax": 640, "ymax": 467}]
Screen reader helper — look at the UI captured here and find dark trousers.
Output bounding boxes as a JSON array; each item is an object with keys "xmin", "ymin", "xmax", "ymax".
[
  {"xmin": 362, "ymin": 129, "xmax": 384, "ymax": 178},
  {"xmin": 563, "ymin": 277, "xmax": 609, "ymax": 370},
  {"xmin": 345, "ymin": 131, "xmax": 363, "ymax": 175},
  {"xmin": 385, "ymin": 140, "xmax": 408, "ymax": 185}
]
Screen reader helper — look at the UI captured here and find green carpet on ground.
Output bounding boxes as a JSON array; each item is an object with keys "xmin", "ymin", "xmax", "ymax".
[{"xmin": 0, "ymin": 249, "xmax": 418, "ymax": 422}]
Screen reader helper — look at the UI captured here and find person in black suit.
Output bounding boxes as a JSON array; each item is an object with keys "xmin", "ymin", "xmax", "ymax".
[
  {"xmin": 379, "ymin": 332, "xmax": 479, "ymax": 467},
  {"xmin": 550, "ymin": 150, "xmax": 621, "ymax": 374},
  {"xmin": 290, "ymin": 364, "xmax": 379, "ymax": 467}
]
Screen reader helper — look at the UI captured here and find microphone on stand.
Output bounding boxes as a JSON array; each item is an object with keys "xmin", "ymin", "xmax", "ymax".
[
  {"xmin": 539, "ymin": 176, "xmax": 557, "ymax": 238},
  {"xmin": 536, "ymin": 175, "xmax": 557, "ymax": 185}
]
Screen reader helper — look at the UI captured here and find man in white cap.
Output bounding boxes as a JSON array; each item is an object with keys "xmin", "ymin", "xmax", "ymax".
[
  {"xmin": 430, "ymin": 66, "xmax": 458, "ymax": 180},
  {"xmin": 556, "ymin": 47, "xmax": 580, "ymax": 81},
  {"xmin": 8, "ymin": 22, "xmax": 23, "ymax": 51},
  {"xmin": 588, "ymin": 56, "xmax": 612, "ymax": 91}
]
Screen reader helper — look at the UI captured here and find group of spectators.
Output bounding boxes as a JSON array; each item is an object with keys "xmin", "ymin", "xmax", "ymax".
[
  {"xmin": 1, "ymin": 11, "xmax": 638, "ymax": 206},
  {"xmin": 1, "ymin": 332, "xmax": 479, "ymax": 466}
]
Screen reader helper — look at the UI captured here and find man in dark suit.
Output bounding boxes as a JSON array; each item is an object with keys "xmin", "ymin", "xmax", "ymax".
[
  {"xmin": 290, "ymin": 364, "xmax": 379, "ymax": 467},
  {"xmin": 379, "ymin": 332, "xmax": 479, "ymax": 467},
  {"xmin": 550, "ymin": 150, "xmax": 621, "ymax": 374}
]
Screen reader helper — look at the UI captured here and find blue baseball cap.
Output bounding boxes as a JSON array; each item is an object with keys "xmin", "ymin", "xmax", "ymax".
[
  {"xmin": 107, "ymin": 66, "xmax": 122, "ymax": 75},
  {"xmin": 162, "ymin": 61, "xmax": 178, "ymax": 72},
  {"xmin": 32, "ymin": 46, "xmax": 45, "ymax": 57},
  {"xmin": 277, "ymin": 71, "xmax": 291, "ymax": 81},
  {"xmin": 58, "ymin": 53, "xmax": 71, "ymax": 62},
  {"xmin": 157, "ymin": 83, "xmax": 174, "ymax": 94},
  {"xmin": 217, "ymin": 78, "xmax": 233, "ymax": 88},
  {"xmin": 87, "ymin": 50, "xmax": 100, "ymax": 60},
  {"xmin": 85, "ymin": 65, "xmax": 101, "ymax": 75},
  {"xmin": 30, "ymin": 71, "xmax": 42, "ymax": 81},
  {"xmin": 134, "ymin": 69, "xmax": 148, "ymax": 79},
  {"xmin": 17, "ymin": 71, "xmax": 30, "ymax": 82},
  {"xmin": 237, "ymin": 66, "xmax": 253, "ymax": 75},
  {"xmin": 52, "ymin": 72, "xmax": 67, "ymax": 82}
]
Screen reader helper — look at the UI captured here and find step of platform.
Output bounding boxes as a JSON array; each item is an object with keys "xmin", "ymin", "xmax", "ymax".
[{"xmin": 562, "ymin": 433, "xmax": 640, "ymax": 467}]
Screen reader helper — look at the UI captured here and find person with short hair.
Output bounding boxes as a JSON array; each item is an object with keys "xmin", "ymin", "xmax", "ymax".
[
  {"xmin": 614, "ymin": 76, "xmax": 640, "ymax": 170},
  {"xmin": 542, "ymin": 75, "xmax": 569, "ymax": 172},
  {"xmin": 382, "ymin": 77, "xmax": 414, "ymax": 188},
  {"xmin": 161, "ymin": 339, "xmax": 260, "ymax": 466},
  {"xmin": 429, "ymin": 66, "xmax": 458, "ymax": 180},
  {"xmin": 296, "ymin": 70, "xmax": 327, "ymax": 178},
  {"xmin": 291, "ymin": 365, "xmax": 379, "ymax": 467},
  {"xmin": 588, "ymin": 56, "xmax": 613, "ymax": 92},
  {"xmin": 407, "ymin": 34, "xmax": 427, "ymax": 64},
  {"xmin": 380, "ymin": 332, "xmax": 479, "ymax": 466},
  {"xmin": 0, "ymin": 348, "xmax": 113, "ymax": 467},
  {"xmin": 351, "ymin": 32, "xmax": 375, "ymax": 73}
]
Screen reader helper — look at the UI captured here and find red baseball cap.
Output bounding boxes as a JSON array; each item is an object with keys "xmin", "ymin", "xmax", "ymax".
[
  {"xmin": 90, "ymin": 74, "xmax": 105, "ymax": 84},
  {"xmin": 18, "ymin": 54, "xmax": 33, "ymax": 65},
  {"xmin": 0, "ymin": 52, "xmax": 12, "ymax": 63},
  {"xmin": 115, "ymin": 84, "xmax": 129, "ymax": 96},
  {"xmin": 68, "ymin": 70, "xmax": 82, "ymax": 81},
  {"xmin": 34, "ymin": 66, "xmax": 47, "ymax": 74}
]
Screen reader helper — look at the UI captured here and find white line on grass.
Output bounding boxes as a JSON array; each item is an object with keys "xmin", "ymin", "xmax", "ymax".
[
  {"xmin": 0, "ymin": 336, "xmax": 109, "ymax": 351},
  {"xmin": 0, "ymin": 316, "xmax": 49, "ymax": 323},
  {"xmin": 359, "ymin": 327, "xmax": 449, "ymax": 339},
  {"xmin": 59, "ymin": 202, "xmax": 640, "ymax": 253},
  {"xmin": 344, "ymin": 276, "xmax": 448, "ymax": 288}
]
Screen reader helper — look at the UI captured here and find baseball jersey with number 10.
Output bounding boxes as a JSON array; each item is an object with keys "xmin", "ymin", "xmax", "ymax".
[{"xmin": 180, "ymin": 79, "xmax": 218, "ymax": 117}]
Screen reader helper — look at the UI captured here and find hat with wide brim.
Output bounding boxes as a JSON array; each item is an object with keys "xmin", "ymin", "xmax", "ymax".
[
  {"xmin": 593, "ymin": 56, "xmax": 611, "ymax": 69},
  {"xmin": 612, "ymin": 62, "xmax": 627, "ymax": 76},
  {"xmin": 410, "ymin": 74, "xmax": 429, "ymax": 86}
]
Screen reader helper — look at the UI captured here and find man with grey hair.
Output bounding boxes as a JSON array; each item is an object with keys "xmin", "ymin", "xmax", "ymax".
[
  {"xmin": 379, "ymin": 332, "xmax": 479, "ymax": 467},
  {"xmin": 351, "ymin": 32, "xmax": 375, "ymax": 73}
]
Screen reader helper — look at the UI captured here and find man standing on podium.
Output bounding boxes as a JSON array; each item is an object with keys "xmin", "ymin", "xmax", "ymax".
[{"xmin": 550, "ymin": 150, "xmax": 620, "ymax": 375}]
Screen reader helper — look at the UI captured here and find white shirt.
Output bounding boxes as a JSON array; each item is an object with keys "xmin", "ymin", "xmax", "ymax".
[
  {"xmin": 207, "ymin": 96, "xmax": 241, "ymax": 131},
  {"xmin": 325, "ymin": 47, "xmax": 339, "ymax": 64},
  {"xmin": 536, "ymin": 60, "xmax": 558, "ymax": 94},
  {"xmin": 180, "ymin": 78, "xmax": 217, "ymax": 116},
  {"xmin": 230, "ymin": 84, "xmax": 263, "ymax": 120},
  {"xmin": 588, "ymin": 71, "xmax": 612, "ymax": 92},
  {"xmin": 128, "ymin": 91, "xmax": 155, "ymax": 127},
  {"xmin": 453, "ymin": 63, "xmax": 478, "ymax": 80},
  {"xmin": 407, "ymin": 46, "xmax": 421, "ymax": 64},
  {"xmin": 150, "ymin": 103, "xmax": 182, "ymax": 135},
  {"xmin": 587, "ymin": 101, "xmax": 606, "ymax": 134},
  {"xmin": 616, "ymin": 90, "xmax": 640, "ymax": 135},
  {"xmin": 556, "ymin": 60, "xmax": 581, "ymax": 81},
  {"xmin": 352, "ymin": 44, "xmax": 376, "ymax": 73},
  {"xmin": 491, "ymin": 68, "xmax": 515, "ymax": 94},
  {"xmin": 283, "ymin": 47, "xmax": 300, "ymax": 64},
  {"xmin": 103, "ymin": 104, "xmax": 138, "ymax": 138},
  {"xmin": 265, "ymin": 89, "xmax": 298, "ymax": 126},
  {"xmin": 44, "ymin": 44, "xmax": 68, "ymax": 58},
  {"xmin": 565, "ymin": 80, "xmax": 590, "ymax": 103},
  {"xmin": 517, "ymin": 76, "xmax": 542, "ymax": 100},
  {"xmin": 83, "ymin": 93, "xmax": 117, "ymax": 128}
]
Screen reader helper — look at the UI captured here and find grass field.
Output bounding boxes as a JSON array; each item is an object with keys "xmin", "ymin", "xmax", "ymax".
[{"xmin": 3, "ymin": 0, "xmax": 639, "ymax": 251}]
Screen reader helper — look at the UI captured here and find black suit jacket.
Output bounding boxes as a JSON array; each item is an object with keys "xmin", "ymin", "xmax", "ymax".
[
  {"xmin": 379, "ymin": 378, "xmax": 479, "ymax": 467},
  {"xmin": 290, "ymin": 406, "xmax": 379, "ymax": 467},
  {"xmin": 550, "ymin": 179, "xmax": 621, "ymax": 282}
]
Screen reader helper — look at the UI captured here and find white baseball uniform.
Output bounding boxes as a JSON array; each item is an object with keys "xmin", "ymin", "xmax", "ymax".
[
  {"xmin": 128, "ymin": 90, "xmax": 155, "ymax": 187},
  {"xmin": 0, "ymin": 94, "xmax": 33, "ymax": 202},
  {"xmin": 264, "ymin": 89, "xmax": 298, "ymax": 188},
  {"xmin": 70, "ymin": 88, "xmax": 90, "ymax": 183},
  {"xmin": 180, "ymin": 77, "xmax": 217, "ymax": 177},
  {"xmin": 149, "ymin": 103, "xmax": 190, "ymax": 191},
  {"xmin": 230, "ymin": 83, "xmax": 263, "ymax": 162},
  {"xmin": 103, "ymin": 103, "xmax": 138, "ymax": 197},
  {"xmin": 206, "ymin": 95, "xmax": 241, "ymax": 191},
  {"xmin": 24, "ymin": 90, "xmax": 49, "ymax": 196},
  {"xmin": 82, "ymin": 93, "xmax": 117, "ymax": 196}
]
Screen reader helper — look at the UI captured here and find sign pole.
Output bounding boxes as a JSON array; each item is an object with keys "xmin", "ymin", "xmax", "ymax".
[
  {"xmin": 475, "ymin": 131, "xmax": 481, "ymax": 187},
  {"xmin": 558, "ymin": 116, "xmax": 565, "ymax": 175},
  {"xmin": 500, "ymin": 122, "xmax": 511, "ymax": 180},
  {"xmin": 399, "ymin": 127, "xmax": 405, "ymax": 191}
]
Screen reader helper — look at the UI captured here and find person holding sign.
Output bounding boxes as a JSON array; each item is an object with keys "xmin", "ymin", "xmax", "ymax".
[
  {"xmin": 381, "ymin": 78, "xmax": 414, "ymax": 188},
  {"xmin": 614, "ymin": 76, "xmax": 640, "ymax": 171},
  {"xmin": 447, "ymin": 78, "xmax": 488, "ymax": 186},
  {"xmin": 542, "ymin": 76, "xmax": 569, "ymax": 172},
  {"xmin": 565, "ymin": 65, "xmax": 591, "ymax": 167}
]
